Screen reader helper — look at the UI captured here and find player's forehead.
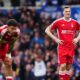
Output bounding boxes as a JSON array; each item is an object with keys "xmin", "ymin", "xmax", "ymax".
[
  {"xmin": 9, "ymin": 26, "xmax": 17, "ymax": 29},
  {"xmin": 63, "ymin": 7, "xmax": 71, "ymax": 11}
]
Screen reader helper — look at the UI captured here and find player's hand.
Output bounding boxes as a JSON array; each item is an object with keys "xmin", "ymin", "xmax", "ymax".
[
  {"xmin": 55, "ymin": 38, "xmax": 64, "ymax": 45},
  {"xmin": 73, "ymin": 38, "xmax": 79, "ymax": 45}
]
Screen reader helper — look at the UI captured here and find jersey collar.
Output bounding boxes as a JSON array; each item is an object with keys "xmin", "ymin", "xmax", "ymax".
[{"xmin": 63, "ymin": 17, "xmax": 71, "ymax": 22}]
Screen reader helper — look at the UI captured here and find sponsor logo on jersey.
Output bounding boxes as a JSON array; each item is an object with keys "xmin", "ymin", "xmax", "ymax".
[{"xmin": 61, "ymin": 30, "xmax": 74, "ymax": 34}]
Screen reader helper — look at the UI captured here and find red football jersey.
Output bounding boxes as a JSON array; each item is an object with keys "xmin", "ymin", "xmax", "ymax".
[
  {"xmin": 51, "ymin": 18, "xmax": 80, "ymax": 48},
  {"xmin": 0, "ymin": 25, "xmax": 20, "ymax": 44}
]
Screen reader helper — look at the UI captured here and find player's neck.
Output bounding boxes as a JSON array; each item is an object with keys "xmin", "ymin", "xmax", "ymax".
[{"xmin": 63, "ymin": 17, "xmax": 71, "ymax": 22}]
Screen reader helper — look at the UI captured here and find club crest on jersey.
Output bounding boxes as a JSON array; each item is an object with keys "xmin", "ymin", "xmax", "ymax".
[
  {"xmin": 71, "ymin": 24, "xmax": 74, "ymax": 28},
  {"xmin": 62, "ymin": 24, "xmax": 65, "ymax": 26}
]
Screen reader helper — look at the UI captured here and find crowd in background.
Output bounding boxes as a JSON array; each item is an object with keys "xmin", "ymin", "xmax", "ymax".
[
  {"xmin": 0, "ymin": 0, "xmax": 80, "ymax": 7},
  {"xmin": 0, "ymin": 0, "xmax": 79, "ymax": 80},
  {"xmin": 0, "ymin": 6, "xmax": 79, "ymax": 80}
]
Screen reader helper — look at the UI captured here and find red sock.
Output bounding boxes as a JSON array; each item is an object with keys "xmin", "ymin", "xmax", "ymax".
[
  {"xmin": 59, "ymin": 75, "xmax": 66, "ymax": 80},
  {"xmin": 59, "ymin": 74, "xmax": 70, "ymax": 80},
  {"xmin": 6, "ymin": 76, "xmax": 13, "ymax": 80},
  {"xmin": 65, "ymin": 74, "xmax": 70, "ymax": 80},
  {"xmin": 6, "ymin": 79, "xmax": 12, "ymax": 80}
]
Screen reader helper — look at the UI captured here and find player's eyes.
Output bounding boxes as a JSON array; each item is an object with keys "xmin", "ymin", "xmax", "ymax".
[
  {"xmin": 66, "ymin": 11, "xmax": 70, "ymax": 12},
  {"xmin": 11, "ymin": 28, "xmax": 16, "ymax": 30}
]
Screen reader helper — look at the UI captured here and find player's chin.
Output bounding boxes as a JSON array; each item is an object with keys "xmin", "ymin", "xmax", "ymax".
[{"xmin": 66, "ymin": 14, "xmax": 70, "ymax": 18}]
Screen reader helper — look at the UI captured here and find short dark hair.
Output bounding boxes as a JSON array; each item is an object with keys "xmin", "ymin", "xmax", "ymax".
[
  {"xmin": 7, "ymin": 19, "xmax": 18, "ymax": 27},
  {"xmin": 63, "ymin": 6, "xmax": 70, "ymax": 10}
]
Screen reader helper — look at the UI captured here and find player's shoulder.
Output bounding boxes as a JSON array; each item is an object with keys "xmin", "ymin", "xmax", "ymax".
[
  {"xmin": 0, "ymin": 25, "xmax": 8, "ymax": 35},
  {"xmin": 71, "ymin": 18, "xmax": 78, "ymax": 23},
  {"xmin": 53, "ymin": 18, "xmax": 63, "ymax": 23},
  {"xmin": 0, "ymin": 25, "xmax": 8, "ymax": 29}
]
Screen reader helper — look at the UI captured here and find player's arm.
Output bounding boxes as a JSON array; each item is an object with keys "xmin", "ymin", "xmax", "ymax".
[
  {"xmin": 76, "ymin": 32, "xmax": 80, "ymax": 40},
  {"xmin": 8, "ymin": 39, "xmax": 16, "ymax": 53},
  {"xmin": 6, "ymin": 36, "xmax": 19, "ymax": 59},
  {"xmin": 8, "ymin": 28, "xmax": 20, "ymax": 53},
  {"xmin": 8, "ymin": 36, "xmax": 19, "ymax": 53},
  {"xmin": 73, "ymin": 32, "xmax": 80, "ymax": 45},
  {"xmin": 73, "ymin": 21, "xmax": 80, "ymax": 44},
  {"xmin": 45, "ymin": 21, "xmax": 63, "ymax": 44},
  {"xmin": 0, "ymin": 25, "xmax": 7, "ymax": 44}
]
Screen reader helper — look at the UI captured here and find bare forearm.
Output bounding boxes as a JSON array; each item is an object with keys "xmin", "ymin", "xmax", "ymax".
[
  {"xmin": 45, "ymin": 27, "xmax": 57, "ymax": 41},
  {"xmin": 77, "ymin": 32, "xmax": 80, "ymax": 41}
]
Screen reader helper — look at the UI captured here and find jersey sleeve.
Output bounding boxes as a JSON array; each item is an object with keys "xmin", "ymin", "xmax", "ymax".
[
  {"xmin": 51, "ymin": 20, "xmax": 58, "ymax": 30},
  {"xmin": 0, "ymin": 25, "xmax": 7, "ymax": 34},
  {"xmin": 76, "ymin": 21, "xmax": 80, "ymax": 30}
]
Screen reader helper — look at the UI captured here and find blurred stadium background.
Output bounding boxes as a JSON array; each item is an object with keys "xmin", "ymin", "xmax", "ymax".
[{"xmin": 0, "ymin": 0, "xmax": 80, "ymax": 80}]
